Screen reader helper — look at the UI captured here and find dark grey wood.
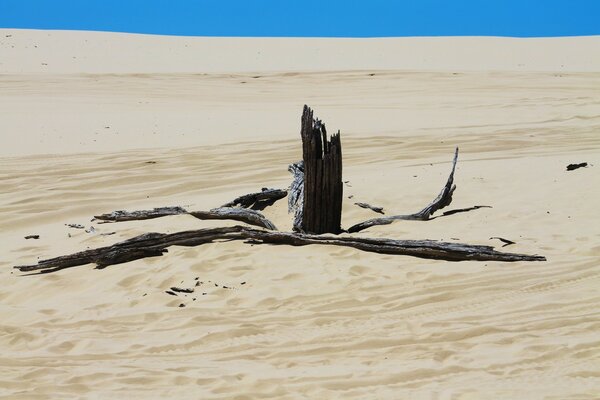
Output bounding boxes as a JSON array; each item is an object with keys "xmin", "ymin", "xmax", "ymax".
[
  {"xmin": 222, "ymin": 188, "xmax": 287, "ymax": 210},
  {"xmin": 442, "ymin": 205, "xmax": 491, "ymax": 216},
  {"xmin": 170, "ymin": 287, "xmax": 194, "ymax": 293},
  {"xmin": 490, "ymin": 237, "xmax": 516, "ymax": 247},
  {"xmin": 566, "ymin": 162, "xmax": 588, "ymax": 171},
  {"xmin": 300, "ymin": 105, "xmax": 343, "ymax": 234},
  {"xmin": 14, "ymin": 225, "xmax": 545, "ymax": 274},
  {"xmin": 354, "ymin": 202, "xmax": 385, "ymax": 214}
]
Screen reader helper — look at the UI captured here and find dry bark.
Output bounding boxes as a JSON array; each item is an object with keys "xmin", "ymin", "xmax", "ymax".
[{"xmin": 14, "ymin": 225, "xmax": 545, "ymax": 274}]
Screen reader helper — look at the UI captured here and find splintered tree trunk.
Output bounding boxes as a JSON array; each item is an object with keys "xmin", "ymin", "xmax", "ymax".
[{"xmin": 300, "ymin": 105, "xmax": 343, "ymax": 234}]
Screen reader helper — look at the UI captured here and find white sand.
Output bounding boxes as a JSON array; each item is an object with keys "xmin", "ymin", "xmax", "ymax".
[{"xmin": 1, "ymin": 29, "xmax": 599, "ymax": 399}]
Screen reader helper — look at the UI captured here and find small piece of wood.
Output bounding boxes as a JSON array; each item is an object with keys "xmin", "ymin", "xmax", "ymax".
[
  {"xmin": 66, "ymin": 223, "xmax": 85, "ymax": 229},
  {"xmin": 170, "ymin": 287, "xmax": 194, "ymax": 293},
  {"xmin": 222, "ymin": 188, "xmax": 287, "ymax": 210},
  {"xmin": 24, "ymin": 235, "xmax": 40, "ymax": 240},
  {"xmin": 354, "ymin": 202, "xmax": 385, "ymax": 214},
  {"xmin": 566, "ymin": 162, "xmax": 588, "ymax": 171},
  {"xmin": 14, "ymin": 225, "xmax": 545, "ymax": 275},
  {"xmin": 442, "ymin": 205, "xmax": 492, "ymax": 217},
  {"xmin": 348, "ymin": 148, "xmax": 461, "ymax": 233},
  {"xmin": 490, "ymin": 237, "xmax": 516, "ymax": 247}
]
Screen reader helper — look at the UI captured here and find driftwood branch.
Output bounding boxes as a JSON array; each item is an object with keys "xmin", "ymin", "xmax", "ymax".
[
  {"xmin": 94, "ymin": 206, "xmax": 277, "ymax": 230},
  {"xmin": 441, "ymin": 205, "xmax": 492, "ymax": 217},
  {"xmin": 94, "ymin": 206, "xmax": 187, "ymax": 222},
  {"xmin": 222, "ymin": 188, "xmax": 287, "ymax": 210},
  {"xmin": 348, "ymin": 148, "xmax": 465, "ymax": 233},
  {"xmin": 14, "ymin": 225, "xmax": 545, "ymax": 274},
  {"xmin": 190, "ymin": 208, "xmax": 277, "ymax": 230},
  {"xmin": 411, "ymin": 147, "xmax": 459, "ymax": 219}
]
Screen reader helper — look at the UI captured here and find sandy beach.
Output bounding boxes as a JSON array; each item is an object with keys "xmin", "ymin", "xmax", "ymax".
[{"xmin": 1, "ymin": 29, "xmax": 599, "ymax": 399}]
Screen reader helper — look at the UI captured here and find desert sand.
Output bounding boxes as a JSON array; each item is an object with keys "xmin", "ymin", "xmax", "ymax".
[{"xmin": 1, "ymin": 29, "xmax": 599, "ymax": 399}]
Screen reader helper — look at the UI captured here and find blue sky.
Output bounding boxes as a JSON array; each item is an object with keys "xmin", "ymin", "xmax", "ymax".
[{"xmin": 1, "ymin": 0, "xmax": 599, "ymax": 37}]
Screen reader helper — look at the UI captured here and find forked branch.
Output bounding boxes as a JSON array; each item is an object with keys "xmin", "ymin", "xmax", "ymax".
[{"xmin": 349, "ymin": 148, "xmax": 480, "ymax": 233}]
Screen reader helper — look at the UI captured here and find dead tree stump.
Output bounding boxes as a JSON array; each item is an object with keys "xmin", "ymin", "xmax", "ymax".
[{"xmin": 300, "ymin": 105, "xmax": 343, "ymax": 234}]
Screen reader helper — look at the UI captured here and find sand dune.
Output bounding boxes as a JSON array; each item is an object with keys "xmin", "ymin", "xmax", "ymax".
[
  {"xmin": 2, "ymin": 29, "xmax": 600, "ymax": 74},
  {"xmin": 1, "ymin": 30, "xmax": 600, "ymax": 399}
]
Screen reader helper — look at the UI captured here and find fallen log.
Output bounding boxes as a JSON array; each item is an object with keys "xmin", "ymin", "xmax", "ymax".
[
  {"xmin": 14, "ymin": 225, "xmax": 545, "ymax": 274},
  {"xmin": 348, "ymin": 148, "xmax": 467, "ymax": 233},
  {"xmin": 222, "ymin": 188, "xmax": 287, "ymax": 210},
  {"xmin": 94, "ymin": 206, "xmax": 277, "ymax": 230}
]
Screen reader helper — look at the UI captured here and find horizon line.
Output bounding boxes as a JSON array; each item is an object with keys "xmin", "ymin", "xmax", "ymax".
[{"xmin": 3, "ymin": 27, "xmax": 599, "ymax": 40}]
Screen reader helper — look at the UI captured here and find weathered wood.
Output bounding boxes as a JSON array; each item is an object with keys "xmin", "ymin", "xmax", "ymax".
[
  {"xmin": 170, "ymin": 287, "xmax": 194, "ymax": 294},
  {"xmin": 410, "ymin": 147, "xmax": 459, "ymax": 220},
  {"xmin": 300, "ymin": 105, "xmax": 343, "ymax": 234},
  {"xmin": 94, "ymin": 206, "xmax": 277, "ymax": 230},
  {"xmin": 222, "ymin": 188, "xmax": 287, "ymax": 210},
  {"xmin": 348, "ymin": 148, "xmax": 462, "ymax": 233},
  {"xmin": 189, "ymin": 207, "xmax": 277, "ymax": 230},
  {"xmin": 94, "ymin": 206, "xmax": 187, "ymax": 222},
  {"xmin": 354, "ymin": 202, "xmax": 385, "ymax": 214},
  {"xmin": 288, "ymin": 161, "xmax": 304, "ymax": 232},
  {"xmin": 441, "ymin": 205, "xmax": 491, "ymax": 217},
  {"xmin": 490, "ymin": 237, "xmax": 516, "ymax": 247},
  {"xmin": 14, "ymin": 225, "xmax": 545, "ymax": 274}
]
